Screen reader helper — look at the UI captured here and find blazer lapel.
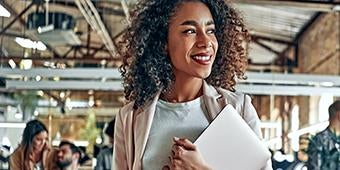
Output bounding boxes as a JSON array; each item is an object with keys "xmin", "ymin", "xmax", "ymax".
[
  {"xmin": 202, "ymin": 81, "xmax": 228, "ymax": 121},
  {"xmin": 133, "ymin": 92, "xmax": 160, "ymax": 163}
]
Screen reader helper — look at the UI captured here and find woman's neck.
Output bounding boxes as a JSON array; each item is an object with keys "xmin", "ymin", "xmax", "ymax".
[
  {"xmin": 30, "ymin": 149, "xmax": 42, "ymax": 163},
  {"xmin": 162, "ymin": 78, "xmax": 203, "ymax": 103}
]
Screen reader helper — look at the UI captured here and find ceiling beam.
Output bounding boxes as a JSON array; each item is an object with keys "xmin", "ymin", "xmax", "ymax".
[
  {"xmin": 0, "ymin": 56, "xmax": 121, "ymax": 63},
  {"xmin": 0, "ymin": 1, "xmax": 26, "ymax": 26},
  {"xmin": 2, "ymin": 68, "xmax": 340, "ymax": 86},
  {"xmin": 243, "ymin": 72, "xmax": 340, "ymax": 86},
  {"xmin": 252, "ymin": 38, "xmax": 282, "ymax": 56},
  {"xmin": 274, "ymin": 12, "xmax": 322, "ymax": 67},
  {"xmin": 6, "ymin": 80, "xmax": 123, "ymax": 91},
  {"xmin": 43, "ymin": 90, "xmax": 64, "ymax": 107},
  {"xmin": 6, "ymin": 79, "xmax": 340, "ymax": 96},
  {"xmin": 53, "ymin": 1, "xmax": 125, "ymax": 16},
  {"xmin": 293, "ymin": 12, "xmax": 322, "ymax": 44},
  {"xmin": 0, "ymin": 68, "xmax": 121, "ymax": 79},
  {"xmin": 236, "ymin": 84, "xmax": 340, "ymax": 96},
  {"xmin": 0, "ymin": 1, "xmax": 36, "ymax": 36},
  {"xmin": 251, "ymin": 35, "xmax": 294, "ymax": 45},
  {"xmin": 236, "ymin": 0, "xmax": 339, "ymax": 12},
  {"xmin": 0, "ymin": 1, "xmax": 63, "ymax": 58},
  {"xmin": 3, "ymin": 69, "xmax": 340, "ymax": 96}
]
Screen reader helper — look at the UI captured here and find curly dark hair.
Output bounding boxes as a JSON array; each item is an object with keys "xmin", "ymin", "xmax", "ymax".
[{"xmin": 119, "ymin": 0, "xmax": 250, "ymax": 110}]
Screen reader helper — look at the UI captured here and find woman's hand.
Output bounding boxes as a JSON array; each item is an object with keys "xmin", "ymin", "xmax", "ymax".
[{"xmin": 169, "ymin": 137, "xmax": 212, "ymax": 170}]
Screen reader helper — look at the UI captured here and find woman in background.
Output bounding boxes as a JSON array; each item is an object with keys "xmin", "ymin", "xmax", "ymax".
[
  {"xmin": 95, "ymin": 118, "xmax": 115, "ymax": 170},
  {"xmin": 9, "ymin": 119, "xmax": 56, "ymax": 170}
]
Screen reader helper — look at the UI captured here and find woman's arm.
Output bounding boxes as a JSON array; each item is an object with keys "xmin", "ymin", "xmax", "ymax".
[
  {"xmin": 113, "ymin": 109, "xmax": 129, "ymax": 170},
  {"xmin": 242, "ymin": 94, "xmax": 273, "ymax": 170}
]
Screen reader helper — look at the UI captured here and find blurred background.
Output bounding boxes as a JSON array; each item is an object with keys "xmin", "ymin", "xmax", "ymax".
[{"xmin": 0, "ymin": 0, "xmax": 339, "ymax": 169}]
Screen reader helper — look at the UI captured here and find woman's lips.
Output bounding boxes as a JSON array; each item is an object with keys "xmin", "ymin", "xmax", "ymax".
[{"xmin": 191, "ymin": 55, "xmax": 212, "ymax": 65}]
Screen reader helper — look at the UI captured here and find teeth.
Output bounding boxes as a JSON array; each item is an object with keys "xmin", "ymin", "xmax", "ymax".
[{"xmin": 193, "ymin": 56, "xmax": 210, "ymax": 61}]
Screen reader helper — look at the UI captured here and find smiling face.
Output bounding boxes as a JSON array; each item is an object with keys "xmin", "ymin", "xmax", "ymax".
[
  {"xmin": 57, "ymin": 144, "xmax": 73, "ymax": 168},
  {"xmin": 32, "ymin": 131, "xmax": 48, "ymax": 153},
  {"xmin": 167, "ymin": 1, "xmax": 218, "ymax": 81}
]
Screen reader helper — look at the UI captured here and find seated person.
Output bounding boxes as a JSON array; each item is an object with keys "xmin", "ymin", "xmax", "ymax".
[
  {"xmin": 57, "ymin": 141, "xmax": 82, "ymax": 170},
  {"xmin": 9, "ymin": 119, "xmax": 57, "ymax": 170}
]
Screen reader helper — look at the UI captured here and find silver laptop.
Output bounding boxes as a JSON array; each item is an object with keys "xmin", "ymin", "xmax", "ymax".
[{"xmin": 194, "ymin": 104, "xmax": 271, "ymax": 170}]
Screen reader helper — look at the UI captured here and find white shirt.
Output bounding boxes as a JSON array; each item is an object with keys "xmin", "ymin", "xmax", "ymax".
[{"xmin": 142, "ymin": 97, "xmax": 209, "ymax": 169}]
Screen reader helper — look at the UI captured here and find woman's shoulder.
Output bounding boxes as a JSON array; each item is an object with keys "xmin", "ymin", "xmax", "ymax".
[
  {"xmin": 214, "ymin": 86, "xmax": 249, "ymax": 104},
  {"xmin": 120, "ymin": 102, "xmax": 134, "ymax": 113},
  {"xmin": 9, "ymin": 145, "xmax": 24, "ymax": 169},
  {"xmin": 117, "ymin": 101, "xmax": 135, "ymax": 120},
  {"xmin": 212, "ymin": 86, "xmax": 255, "ymax": 116},
  {"xmin": 11, "ymin": 144, "xmax": 24, "ymax": 156}
]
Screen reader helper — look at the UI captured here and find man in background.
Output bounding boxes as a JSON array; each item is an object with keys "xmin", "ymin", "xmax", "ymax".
[
  {"xmin": 307, "ymin": 100, "xmax": 340, "ymax": 170},
  {"xmin": 57, "ymin": 140, "xmax": 82, "ymax": 170},
  {"xmin": 95, "ymin": 118, "xmax": 115, "ymax": 170}
]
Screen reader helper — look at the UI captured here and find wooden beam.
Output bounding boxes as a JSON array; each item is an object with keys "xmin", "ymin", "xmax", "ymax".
[
  {"xmin": 236, "ymin": 0, "xmax": 339, "ymax": 12},
  {"xmin": 0, "ymin": 1, "xmax": 35, "ymax": 36},
  {"xmin": 252, "ymin": 35, "xmax": 294, "ymax": 45},
  {"xmin": 0, "ymin": 56, "xmax": 121, "ymax": 62},
  {"xmin": 252, "ymin": 38, "xmax": 281, "ymax": 55},
  {"xmin": 0, "ymin": 1, "xmax": 26, "ymax": 26}
]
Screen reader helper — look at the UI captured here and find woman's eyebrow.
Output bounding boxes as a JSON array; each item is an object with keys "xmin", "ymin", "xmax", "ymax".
[
  {"xmin": 180, "ymin": 20, "xmax": 198, "ymax": 26},
  {"xmin": 180, "ymin": 20, "xmax": 215, "ymax": 26},
  {"xmin": 206, "ymin": 20, "xmax": 215, "ymax": 26}
]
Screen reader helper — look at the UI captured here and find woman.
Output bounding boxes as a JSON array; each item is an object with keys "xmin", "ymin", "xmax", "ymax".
[
  {"xmin": 115, "ymin": 0, "xmax": 272, "ymax": 169},
  {"xmin": 9, "ymin": 119, "xmax": 57, "ymax": 170},
  {"xmin": 95, "ymin": 118, "xmax": 115, "ymax": 170}
]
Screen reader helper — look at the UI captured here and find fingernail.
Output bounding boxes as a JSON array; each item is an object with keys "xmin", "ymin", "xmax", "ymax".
[{"xmin": 173, "ymin": 136, "xmax": 179, "ymax": 141}]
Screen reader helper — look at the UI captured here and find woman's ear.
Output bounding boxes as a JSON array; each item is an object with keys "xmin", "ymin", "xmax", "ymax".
[{"xmin": 164, "ymin": 43, "xmax": 168, "ymax": 53}]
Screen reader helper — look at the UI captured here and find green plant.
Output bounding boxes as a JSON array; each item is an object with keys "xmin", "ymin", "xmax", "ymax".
[
  {"xmin": 13, "ymin": 91, "xmax": 39, "ymax": 119},
  {"xmin": 80, "ymin": 109, "xmax": 100, "ymax": 154}
]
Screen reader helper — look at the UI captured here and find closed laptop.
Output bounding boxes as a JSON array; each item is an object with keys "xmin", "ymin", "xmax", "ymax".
[{"xmin": 194, "ymin": 104, "xmax": 271, "ymax": 170}]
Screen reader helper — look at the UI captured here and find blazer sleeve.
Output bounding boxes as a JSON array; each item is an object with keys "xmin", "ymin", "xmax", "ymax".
[
  {"xmin": 113, "ymin": 108, "xmax": 129, "ymax": 170},
  {"xmin": 242, "ymin": 94, "xmax": 273, "ymax": 170},
  {"xmin": 242, "ymin": 94, "xmax": 262, "ymax": 138},
  {"xmin": 9, "ymin": 148, "xmax": 22, "ymax": 170}
]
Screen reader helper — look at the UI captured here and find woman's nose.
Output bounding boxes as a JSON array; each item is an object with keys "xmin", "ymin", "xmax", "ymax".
[{"xmin": 196, "ymin": 33, "xmax": 212, "ymax": 48}]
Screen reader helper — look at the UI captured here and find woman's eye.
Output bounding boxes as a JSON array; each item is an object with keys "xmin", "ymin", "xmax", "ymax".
[
  {"xmin": 183, "ymin": 29, "xmax": 196, "ymax": 34},
  {"xmin": 207, "ymin": 29, "xmax": 216, "ymax": 34}
]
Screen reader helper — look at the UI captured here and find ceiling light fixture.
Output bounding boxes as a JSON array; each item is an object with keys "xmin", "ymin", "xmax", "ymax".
[
  {"xmin": 333, "ymin": 5, "xmax": 340, "ymax": 11},
  {"xmin": 0, "ymin": 4, "xmax": 10, "ymax": 17},
  {"xmin": 15, "ymin": 37, "xmax": 47, "ymax": 51},
  {"xmin": 8, "ymin": 59, "xmax": 16, "ymax": 69}
]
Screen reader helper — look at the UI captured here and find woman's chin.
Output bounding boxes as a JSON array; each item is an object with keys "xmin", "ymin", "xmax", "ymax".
[{"xmin": 34, "ymin": 146, "xmax": 44, "ymax": 152}]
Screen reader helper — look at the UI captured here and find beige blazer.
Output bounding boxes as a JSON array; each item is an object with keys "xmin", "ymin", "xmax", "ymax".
[
  {"xmin": 9, "ymin": 144, "xmax": 59, "ymax": 170},
  {"xmin": 114, "ymin": 81, "xmax": 272, "ymax": 170}
]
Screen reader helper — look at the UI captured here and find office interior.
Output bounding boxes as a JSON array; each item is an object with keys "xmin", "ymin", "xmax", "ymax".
[{"xmin": 0, "ymin": 0, "xmax": 339, "ymax": 169}]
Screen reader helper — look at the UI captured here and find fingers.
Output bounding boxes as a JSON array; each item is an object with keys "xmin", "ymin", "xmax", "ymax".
[
  {"xmin": 170, "ymin": 158, "xmax": 183, "ymax": 170},
  {"xmin": 171, "ymin": 145, "xmax": 184, "ymax": 159},
  {"xmin": 173, "ymin": 137, "xmax": 196, "ymax": 150},
  {"xmin": 162, "ymin": 165, "xmax": 170, "ymax": 170}
]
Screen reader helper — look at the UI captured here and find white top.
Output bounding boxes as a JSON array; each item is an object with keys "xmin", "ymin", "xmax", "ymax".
[
  {"xmin": 142, "ymin": 97, "xmax": 209, "ymax": 169},
  {"xmin": 34, "ymin": 161, "xmax": 43, "ymax": 170}
]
